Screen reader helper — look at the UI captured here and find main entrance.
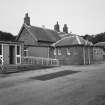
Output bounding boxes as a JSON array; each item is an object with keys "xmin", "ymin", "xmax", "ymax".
[{"xmin": 9, "ymin": 45, "xmax": 15, "ymax": 64}]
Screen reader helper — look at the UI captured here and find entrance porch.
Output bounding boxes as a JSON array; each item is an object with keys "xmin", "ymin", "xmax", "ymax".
[{"xmin": 0, "ymin": 41, "xmax": 22, "ymax": 65}]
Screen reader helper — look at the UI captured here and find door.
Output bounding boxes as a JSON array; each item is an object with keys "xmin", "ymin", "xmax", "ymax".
[{"xmin": 9, "ymin": 46, "xmax": 15, "ymax": 64}]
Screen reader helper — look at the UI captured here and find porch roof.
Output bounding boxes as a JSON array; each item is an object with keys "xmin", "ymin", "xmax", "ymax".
[{"xmin": 0, "ymin": 41, "xmax": 23, "ymax": 44}]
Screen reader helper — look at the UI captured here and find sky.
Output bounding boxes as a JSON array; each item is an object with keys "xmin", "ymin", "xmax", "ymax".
[{"xmin": 0, "ymin": 0, "xmax": 105, "ymax": 35}]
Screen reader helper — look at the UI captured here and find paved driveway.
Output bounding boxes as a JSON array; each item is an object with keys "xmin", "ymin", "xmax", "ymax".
[{"xmin": 0, "ymin": 63, "xmax": 105, "ymax": 105}]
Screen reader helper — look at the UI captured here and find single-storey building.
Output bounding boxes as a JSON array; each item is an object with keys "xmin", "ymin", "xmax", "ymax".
[
  {"xmin": 94, "ymin": 42, "xmax": 105, "ymax": 60},
  {"xmin": 16, "ymin": 13, "xmax": 104, "ymax": 65},
  {"xmin": 49, "ymin": 35, "xmax": 104, "ymax": 65},
  {"xmin": 94, "ymin": 42, "xmax": 105, "ymax": 51},
  {"xmin": 1, "ymin": 13, "xmax": 105, "ymax": 73},
  {"xmin": 0, "ymin": 13, "xmax": 103, "ymax": 67},
  {"xmin": 16, "ymin": 13, "xmax": 61, "ymax": 58}
]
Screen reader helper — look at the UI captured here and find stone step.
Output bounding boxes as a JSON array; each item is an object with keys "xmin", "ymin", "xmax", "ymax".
[
  {"xmin": 0, "ymin": 64, "xmax": 58, "ymax": 74},
  {"xmin": 0, "ymin": 65, "xmax": 18, "ymax": 73}
]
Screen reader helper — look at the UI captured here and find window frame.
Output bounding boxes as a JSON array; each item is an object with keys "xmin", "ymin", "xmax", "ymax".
[
  {"xmin": 54, "ymin": 48, "xmax": 56, "ymax": 56},
  {"xmin": 67, "ymin": 48, "xmax": 71, "ymax": 55},
  {"xmin": 17, "ymin": 45, "xmax": 20, "ymax": 55},
  {"xmin": 16, "ymin": 45, "xmax": 21, "ymax": 64},
  {"xmin": 58, "ymin": 48, "xmax": 62, "ymax": 55},
  {"xmin": 24, "ymin": 48, "xmax": 29, "ymax": 56}
]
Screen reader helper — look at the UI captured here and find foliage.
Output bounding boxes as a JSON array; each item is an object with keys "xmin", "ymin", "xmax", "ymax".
[
  {"xmin": 82, "ymin": 32, "xmax": 105, "ymax": 44},
  {"xmin": 0, "ymin": 31, "xmax": 16, "ymax": 41}
]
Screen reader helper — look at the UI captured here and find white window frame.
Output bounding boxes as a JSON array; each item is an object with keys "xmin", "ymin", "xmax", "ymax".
[
  {"xmin": 67, "ymin": 48, "xmax": 71, "ymax": 55},
  {"xmin": 17, "ymin": 45, "xmax": 21, "ymax": 55},
  {"xmin": 54, "ymin": 48, "xmax": 56, "ymax": 55},
  {"xmin": 0, "ymin": 44, "xmax": 3, "ymax": 65},
  {"xmin": 16, "ymin": 45, "xmax": 21, "ymax": 64},
  {"xmin": 24, "ymin": 48, "xmax": 29, "ymax": 56},
  {"xmin": 58, "ymin": 48, "xmax": 61, "ymax": 55}
]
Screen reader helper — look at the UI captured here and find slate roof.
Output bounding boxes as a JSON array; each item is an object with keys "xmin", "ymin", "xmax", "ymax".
[
  {"xmin": 58, "ymin": 32, "xmax": 73, "ymax": 38},
  {"xmin": 52, "ymin": 35, "xmax": 93, "ymax": 47},
  {"xmin": 17, "ymin": 24, "xmax": 61, "ymax": 43},
  {"xmin": 94, "ymin": 42, "xmax": 105, "ymax": 47}
]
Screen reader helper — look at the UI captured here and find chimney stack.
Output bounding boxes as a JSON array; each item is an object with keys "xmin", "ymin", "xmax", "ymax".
[
  {"xmin": 63, "ymin": 24, "xmax": 68, "ymax": 33},
  {"xmin": 54, "ymin": 21, "xmax": 60, "ymax": 32},
  {"xmin": 24, "ymin": 13, "xmax": 30, "ymax": 25}
]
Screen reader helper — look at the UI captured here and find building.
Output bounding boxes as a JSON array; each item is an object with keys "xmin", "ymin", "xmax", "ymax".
[
  {"xmin": 16, "ymin": 13, "xmax": 61, "ymax": 58},
  {"xmin": 16, "ymin": 13, "xmax": 104, "ymax": 65},
  {"xmin": 1, "ymin": 13, "xmax": 103, "ymax": 67},
  {"xmin": 49, "ymin": 35, "xmax": 104, "ymax": 65},
  {"xmin": 94, "ymin": 42, "xmax": 105, "ymax": 60},
  {"xmin": 0, "ymin": 13, "xmax": 104, "ymax": 73},
  {"xmin": 94, "ymin": 42, "xmax": 105, "ymax": 51}
]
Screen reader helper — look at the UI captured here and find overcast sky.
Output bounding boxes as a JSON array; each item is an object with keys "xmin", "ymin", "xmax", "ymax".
[{"xmin": 0, "ymin": 0, "xmax": 105, "ymax": 35}]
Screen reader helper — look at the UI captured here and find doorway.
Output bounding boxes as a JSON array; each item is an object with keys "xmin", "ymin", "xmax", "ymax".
[{"xmin": 9, "ymin": 45, "xmax": 15, "ymax": 64}]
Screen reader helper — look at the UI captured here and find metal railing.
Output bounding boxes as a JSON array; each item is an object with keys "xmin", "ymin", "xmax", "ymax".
[{"xmin": 21, "ymin": 56, "xmax": 59, "ymax": 66}]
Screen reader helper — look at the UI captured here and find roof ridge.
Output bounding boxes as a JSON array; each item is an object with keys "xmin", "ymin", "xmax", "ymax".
[
  {"xmin": 24, "ymin": 24, "xmax": 38, "ymax": 41},
  {"xmin": 75, "ymin": 35, "xmax": 81, "ymax": 44},
  {"xmin": 16, "ymin": 24, "xmax": 24, "ymax": 41},
  {"xmin": 31, "ymin": 25, "xmax": 56, "ymax": 32},
  {"xmin": 52, "ymin": 35, "xmax": 74, "ymax": 46}
]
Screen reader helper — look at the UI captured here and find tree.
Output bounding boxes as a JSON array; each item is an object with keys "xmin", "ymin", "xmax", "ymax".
[
  {"xmin": 0, "ymin": 31, "xmax": 16, "ymax": 41},
  {"xmin": 83, "ymin": 32, "xmax": 105, "ymax": 44}
]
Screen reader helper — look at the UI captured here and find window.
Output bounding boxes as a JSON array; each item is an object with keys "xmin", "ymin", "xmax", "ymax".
[
  {"xmin": 67, "ymin": 48, "xmax": 71, "ymax": 55},
  {"xmin": 58, "ymin": 48, "xmax": 61, "ymax": 55},
  {"xmin": 17, "ymin": 46, "xmax": 20, "ymax": 55},
  {"xmin": 94, "ymin": 49, "xmax": 97, "ymax": 54},
  {"xmin": 17, "ymin": 57, "xmax": 20, "ymax": 63},
  {"xmin": 54, "ymin": 49, "xmax": 56, "ymax": 55},
  {"xmin": 0, "ymin": 45, "xmax": 2, "ymax": 55},
  {"xmin": 24, "ymin": 48, "xmax": 28, "ymax": 56}
]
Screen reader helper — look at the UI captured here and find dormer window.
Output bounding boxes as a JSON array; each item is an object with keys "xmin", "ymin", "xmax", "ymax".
[
  {"xmin": 58, "ymin": 48, "xmax": 61, "ymax": 55},
  {"xmin": 67, "ymin": 48, "xmax": 71, "ymax": 55}
]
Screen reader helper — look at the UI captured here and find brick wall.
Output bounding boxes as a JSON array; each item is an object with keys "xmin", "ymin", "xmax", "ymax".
[
  {"xmin": 18, "ymin": 28, "xmax": 37, "ymax": 46},
  {"xmin": 83, "ymin": 47, "xmax": 94, "ymax": 65},
  {"xmin": 93, "ymin": 47, "xmax": 103, "ymax": 63},
  {"xmin": 49, "ymin": 46, "xmax": 104, "ymax": 65},
  {"xmin": 49, "ymin": 46, "xmax": 84, "ymax": 65},
  {"xmin": 26, "ymin": 46, "xmax": 49, "ymax": 58}
]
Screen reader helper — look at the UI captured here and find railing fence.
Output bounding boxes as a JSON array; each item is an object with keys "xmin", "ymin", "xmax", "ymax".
[{"xmin": 21, "ymin": 56, "xmax": 59, "ymax": 66}]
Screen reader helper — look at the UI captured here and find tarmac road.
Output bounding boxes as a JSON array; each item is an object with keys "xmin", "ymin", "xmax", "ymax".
[{"xmin": 0, "ymin": 63, "xmax": 105, "ymax": 105}]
